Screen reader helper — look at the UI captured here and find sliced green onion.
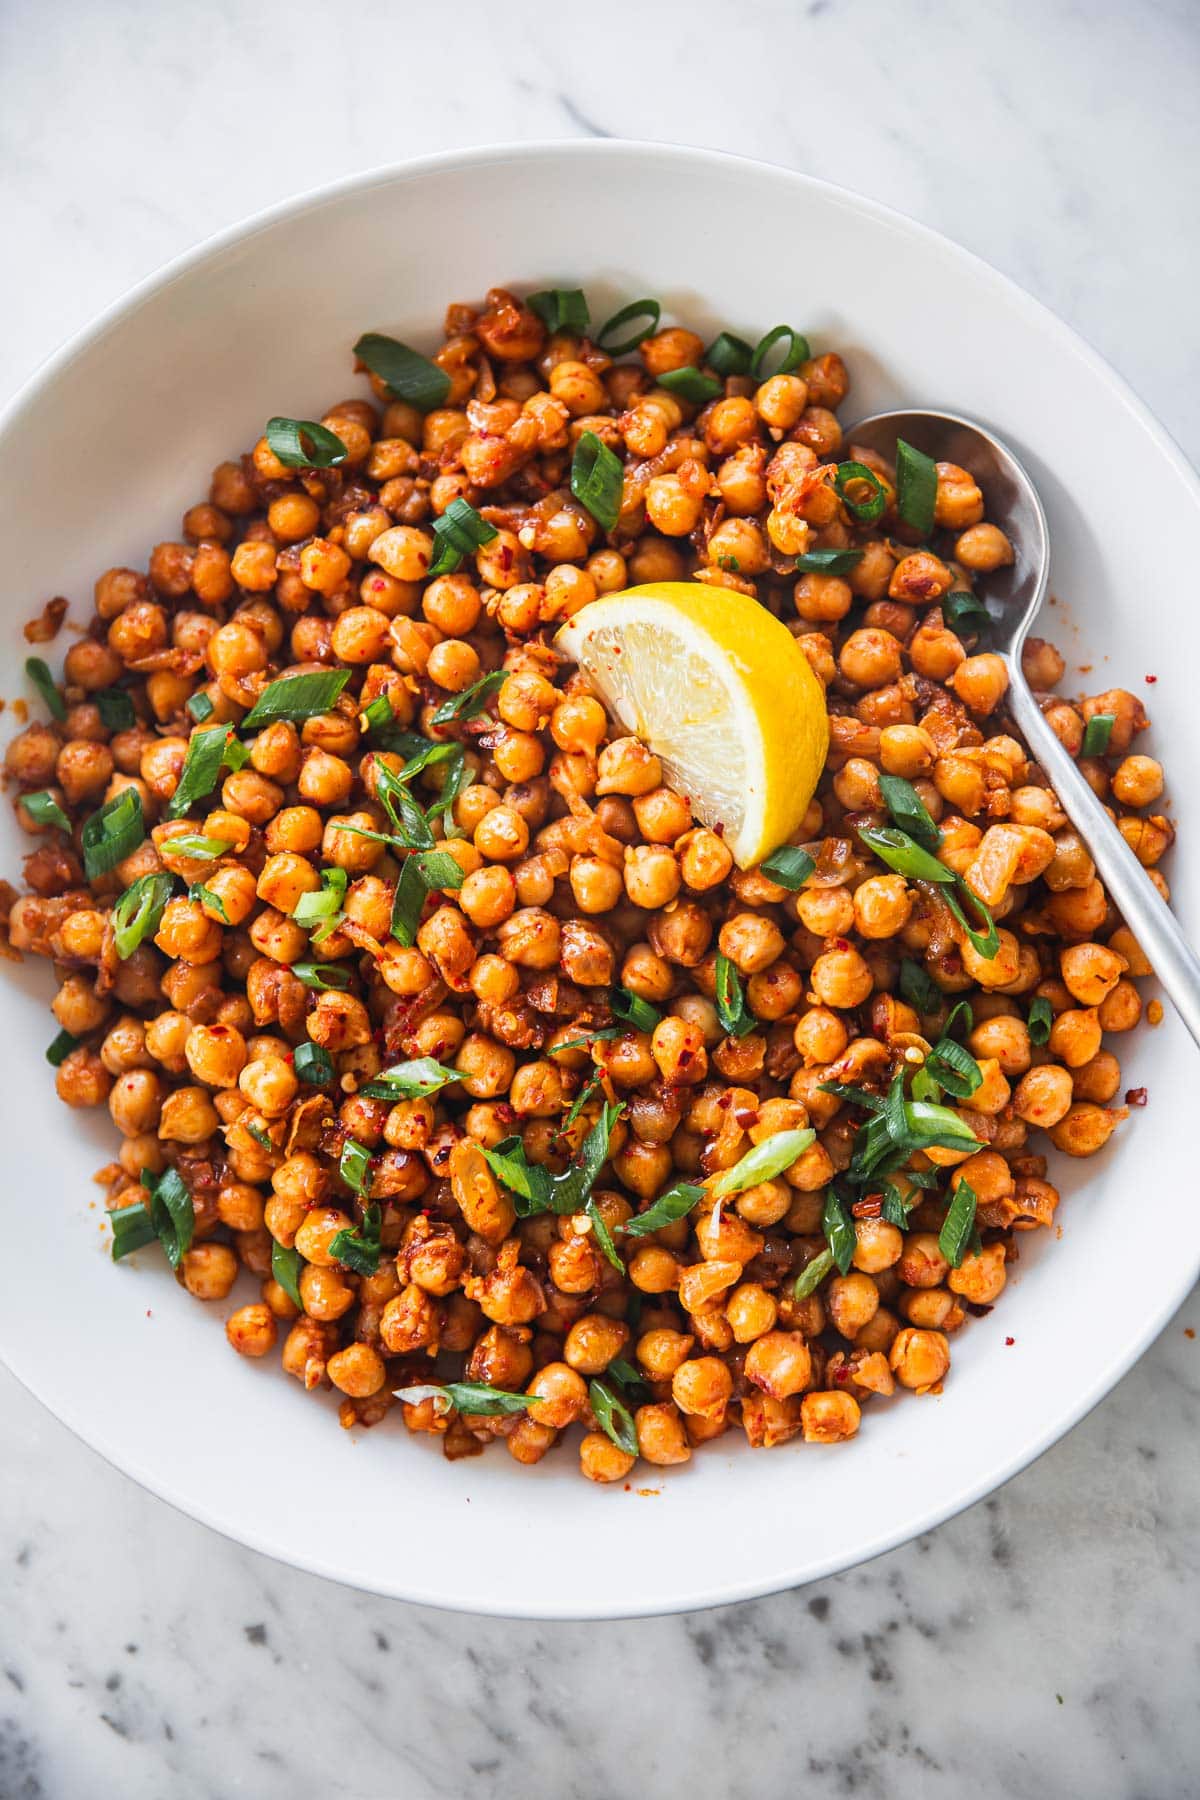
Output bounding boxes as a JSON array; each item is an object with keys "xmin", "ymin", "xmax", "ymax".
[
  {"xmin": 186, "ymin": 691, "xmax": 215, "ymax": 724},
  {"xmin": 895, "ymin": 437, "xmax": 937, "ymax": 537},
  {"xmin": 360, "ymin": 693, "xmax": 395, "ymax": 738},
  {"xmin": 1081, "ymin": 713, "xmax": 1116, "ymax": 757},
  {"xmin": 759, "ymin": 845, "xmax": 816, "ymax": 890},
  {"xmin": 265, "ymin": 416, "xmax": 348, "ymax": 470},
  {"xmin": 597, "ymin": 299, "xmax": 660, "ymax": 356},
  {"xmin": 480, "ymin": 1135, "xmax": 553, "ymax": 1211},
  {"xmin": 899, "ymin": 958, "xmax": 942, "ymax": 1013},
  {"xmin": 108, "ymin": 1200, "xmax": 158, "ymax": 1261},
  {"xmin": 95, "ymin": 687, "xmax": 136, "ymax": 731},
  {"xmin": 427, "ymin": 743, "xmax": 471, "ymax": 836},
  {"xmin": 880, "ymin": 1183, "xmax": 914, "ymax": 1227},
  {"xmin": 389, "ymin": 849, "xmax": 465, "ymax": 946},
  {"xmin": 427, "ymin": 498, "xmax": 498, "ymax": 580},
  {"xmin": 834, "ymin": 461, "xmax": 888, "ymax": 524},
  {"xmin": 241, "ymin": 670, "xmax": 350, "ymax": 729},
  {"xmin": 373, "ymin": 760, "xmax": 435, "ymax": 849},
  {"xmin": 328, "ymin": 1201, "xmax": 381, "ymax": 1275},
  {"xmin": 655, "ymin": 367, "xmax": 722, "ymax": 405},
  {"xmin": 586, "ymin": 1196, "xmax": 624, "ymax": 1274},
  {"xmin": 943, "ymin": 591, "xmax": 990, "ymax": 634},
  {"xmin": 924, "ymin": 1035, "xmax": 983, "ymax": 1100},
  {"xmin": 1027, "ymin": 995, "xmax": 1053, "ymax": 1047},
  {"xmin": 353, "ymin": 332, "xmax": 450, "ymax": 412},
  {"xmin": 793, "ymin": 1244, "xmax": 835, "ymax": 1299},
  {"xmin": 81, "ymin": 787, "xmax": 146, "ymax": 880},
  {"xmin": 750, "ymin": 326, "xmax": 810, "ymax": 379},
  {"xmin": 620, "ymin": 1181, "xmax": 706, "ymax": 1239},
  {"xmin": 113, "ymin": 872, "xmax": 174, "ymax": 958},
  {"xmin": 857, "ymin": 822, "xmax": 952, "ymax": 884},
  {"xmin": 166, "ymin": 834, "xmax": 234, "ymax": 862},
  {"xmin": 527, "ymin": 288, "xmax": 589, "ymax": 336},
  {"xmin": 293, "ymin": 1042, "xmax": 334, "ymax": 1086},
  {"xmin": 24, "ymin": 656, "xmax": 65, "ymax": 721},
  {"xmin": 292, "ymin": 867, "xmax": 348, "ymax": 930},
  {"xmin": 145, "ymin": 1165, "xmax": 195, "ymax": 1270},
  {"xmin": 430, "ymin": 669, "xmax": 507, "ymax": 727},
  {"xmin": 793, "ymin": 548, "xmax": 864, "ymax": 575},
  {"xmin": 943, "ymin": 998, "xmax": 974, "ymax": 1040},
  {"xmin": 905, "ymin": 1100, "xmax": 981, "ymax": 1148},
  {"xmin": 271, "ymin": 1240, "xmax": 304, "ymax": 1308},
  {"xmin": 942, "ymin": 881, "xmax": 1001, "ymax": 959},
  {"xmin": 21, "ymin": 790, "xmax": 71, "ymax": 833},
  {"xmin": 818, "ymin": 1080, "xmax": 886, "ymax": 1114},
  {"xmin": 46, "ymin": 1027, "xmax": 80, "ymax": 1066},
  {"xmin": 706, "ymin": 331, "xmax": 753, "ymax": 377},
  {"xmin": 709, "ymin": 1129, "xmax": 815, "ymax": 1199},
  {"xmin": 358, "ymin": 1056, "xmax": 458, "ymax": 1101},
  {"xmin": 550, "ymin": 1027, "xmax": 623, "ymax": 1055},
  {"xmin": 588, "ymin": 1378, "xmax": 639, "ymax": 1457},
  {"xmin": 563, "ymin": 1070, "xmax": 602, "ymax": 1132},
  {"xmin": 822, "ymin": 1186, "xmax": 857, "ymax": 1275},
  {"xmin": 290, "ymin": 961, "xmax": 353, "ymax": 991},
  {"xmin": 546, "ymin": 1101, "xmax": 624, "ymax": 1217},
  {"xmin": 714, "ymin": 952, "xmax": 756, "ymax": 1038},
  {"xmin": 167, "ymin": 724, "xmax": 240, "ymax": 819},
  {"xmin": 878, "ymin": 774, "xmax": 942, "ymax": 853},
  {"xmin": 394, "ymin": 1381, "xmax": 533, "ymax": 1418},
  {"xmin": 338, "ymin": 1137, "xmax": 372, "ymax": 1196},
  {"xmin": 606, "ymin": 1355, "xmax": 651, "ymax": 1401},
  {"xmin": 570, "ymin": 430, "xmax": 625, "ymax": 534},
  {"xmin": 609, "ymin": 987, "xmax": 662, "ymax": 1033},
  {"xmin": 939, "ymin": 1178, "xmax": 979, "ymax": 1269}
]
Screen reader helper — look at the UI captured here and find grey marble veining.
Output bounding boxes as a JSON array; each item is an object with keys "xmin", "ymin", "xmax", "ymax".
[{"xmin": 2, "ymin": 0, "xmax": 1199, "ymax": 1795}]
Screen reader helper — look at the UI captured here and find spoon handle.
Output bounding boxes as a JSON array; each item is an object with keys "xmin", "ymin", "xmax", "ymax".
[{"xmin": 1003, "ymin": 661, "xmax": 1200, "ymax": 1050}]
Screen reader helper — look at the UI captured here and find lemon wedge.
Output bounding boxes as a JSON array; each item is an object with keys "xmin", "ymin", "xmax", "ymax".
[{"xmin": 556, "ymin": 582, "xmax": 828, "ymax": 868}]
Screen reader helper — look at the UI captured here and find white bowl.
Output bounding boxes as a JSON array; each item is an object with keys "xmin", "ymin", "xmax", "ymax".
[{"xmin": 1, "ymin": 142, "xmax": 1194, "ymax": 1620}]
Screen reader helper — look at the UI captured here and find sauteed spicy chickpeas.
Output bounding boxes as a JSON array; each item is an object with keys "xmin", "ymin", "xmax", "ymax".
[{"xmin": 3, "ymin": 284, "xmax": 1169, "ymax": 1482}]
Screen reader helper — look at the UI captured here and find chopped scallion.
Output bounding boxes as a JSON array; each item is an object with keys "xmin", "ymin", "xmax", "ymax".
[
  {"xmin": 527, "ymin": 288, "xmax": 589, "ymax": 336},
  {"xmin": 834, "ymin": 460, "xmax": 888, "ymax": 524},
  {"xmin": 570, "ymin": 430, "xmax": 625, "ymax": 534},
  {"xmin": 596, "ymin": 299, "xmax": 661, "ymax": 356},
  {"xmin": 895, "ymin": 437, "xmax": 937, "ymax": 537},
  {"xmin": 427, "ymin": 498, "xmax": 498, "ymax": 579},
  {"xmin": 353, "ymin": 332, "xmax": 451, "ymax": 412},
  {"xmin": 265, "ymin": 416, "xmax": 348, "ymax": 470},
  {"xmin": 240, "ymin": 669, "xmax": 350, "ymax": 728},
  {"xmin": 81, "ymin": 786, "xmax": 146, "ymax": 880},
  {"xmin": 113, "ymin": 872, "xmax": 174, "ymax": 958},
  {"xmin": 655, "ymin": 366, "xmax": 722, "ymax": 405},
  {"xmin": 24, "ymin": 656, "xmax": 66, "ymax": 721},
  {"xmin": 750, "ymin": 325, "xmax": 810, "ymax": 379},
  {"xmin": 1081, "ymin": 713, "xmax": 1116, "ymax": 757}
]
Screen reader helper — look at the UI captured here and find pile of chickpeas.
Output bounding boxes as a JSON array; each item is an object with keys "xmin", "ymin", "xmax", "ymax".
[{"xmin": 3, "ymin": 286, "xmax": 1169, "ymax": 1483}]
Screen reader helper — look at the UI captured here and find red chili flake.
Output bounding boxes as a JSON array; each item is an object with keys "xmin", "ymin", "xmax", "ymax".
[
  {"xmin": 1184, "ymin": 1328, "xmax": 1195, "ymax": 1340},
  {"xmin": 716, "ymin": 1091, "xmax": 732, "ymax": 1110},
  {"xmin": 733, "ymin": 1108, "xmax": 760, "ymax": 1129},
  {"xmin": 1125, "ymin": 1087, "xmax": 1148, "ymax": 1106},
  {"xmin": 499, "ymin": 545, "xmax": 513, "ymax": 571},
  {"xmin": 146, "ymin": 1309, "xmax": 153, "ymax": 1318},
  {"xmin": 851, "ymin": 1196, "xmax": 882, "ymax": 1218},
  {"xmin": 1004, "ymin": 1336, "xmax": 1015, "ymax": 1346},
  {"xmin": 1145, "ymin": 674, "xmax": 1158, "ymax": 684},
  {"xmin": 831, "ymin": 938, "xmax": 851, "ymax": 953},
  {"xmin": 832, "ymin": 1363, "xmax": 850, "ymax": 1383}
]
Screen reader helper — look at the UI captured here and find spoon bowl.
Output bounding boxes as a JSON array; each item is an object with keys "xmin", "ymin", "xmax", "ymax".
[{"xmin": 850, "ymin": 407, "xmax": 1200, "ymax": 1047}]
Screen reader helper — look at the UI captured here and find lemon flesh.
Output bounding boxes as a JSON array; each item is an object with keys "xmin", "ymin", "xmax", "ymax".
[{"xmin": 556, "ymin": 582, "xmax": 829, "ymax": 868}]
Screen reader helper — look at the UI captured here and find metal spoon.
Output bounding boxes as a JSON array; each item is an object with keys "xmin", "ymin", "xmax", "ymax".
[{"xmin": 848, "ymin": 408, "xmax": 1200, "ymax": 1048}]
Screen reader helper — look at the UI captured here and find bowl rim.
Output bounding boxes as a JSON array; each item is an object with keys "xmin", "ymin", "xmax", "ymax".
[{"xmin": 3, "ymin": 137, "xmax": 1197, "ymax": 1619}]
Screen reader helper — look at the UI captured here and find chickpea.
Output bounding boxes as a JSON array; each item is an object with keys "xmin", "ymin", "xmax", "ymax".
[
  {"xmin": 579, "ymin": 1433, "xmax": 636, "ymax": 1484},
  {"xmin": 744, "ymin": 1331, "xmax": 812, "ymax": 1400},
  {"xmin": 1048, "ymin": 1006, "xmax": 1102, "ymax": 1070},
  {"xmin": 801, "ymin": 1391, "xmax": 862, "ymax": 1443},
  {"xmin": 852, "ymin": 1218, "xmax": 903, "ymax": 1273},
  {"xmin": 955, "ymin": 523, "xmax": 1014, "ymax": 571},
  {"xmin": 159, "ymin": 1085, "xmax": 220, "ymax": 1143},
  {"xmin": 1059, "ymin": 942, "xmax": 1126, "ymax": 1007},
  {"xmin": 563, "ymin": 1313, "xmax": 629, "ymax": 1375},
  {"xmin": 810, "ymin": 946, "xmax": 873, "ymax": 1009},
  {"xmin": 635, "ymin": 1402, "xmax": 692, "ymax": 1466},
  {"xmin": 225, "ymin": 1303, "xmax": 278, "ymax": 1358},
  {"xmin": 1111, "ymin": 754, "xmax": 1163, "ymax": 808},
  {"xmin": 671, "ymin": 1356, "xmax": 733, "ymax": 1420},
  {"xmin": 56, "ymin": 1046, "xmax": 112, "ymax": 1108},
  {"xmin": 853, "ymin": 874, "xmax": 912, "ymax": 940},
  {"xmin": 181, "ymin": 1243, "xmax": 239, "ymax": 1300},
  {"xmin": 526, "ymin": 1362, "xmax": 589, "ymax": 1430},
  {"xmin": 184, "ymin": 1022, "xmax": 247, "ymax": 1088},
  {"xmin": 948, "ymin": 1242, "xmax": 1008, "ymax": 1306},
  {"xmin": 889, "ymin": 1327, "xmax": 951, "ymax": 1389}
]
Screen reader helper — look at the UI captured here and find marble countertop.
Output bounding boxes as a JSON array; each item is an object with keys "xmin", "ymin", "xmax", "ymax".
[{"xmin": 3, "ymin": 1, "xmax": 1198, "ymax": 1794}]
